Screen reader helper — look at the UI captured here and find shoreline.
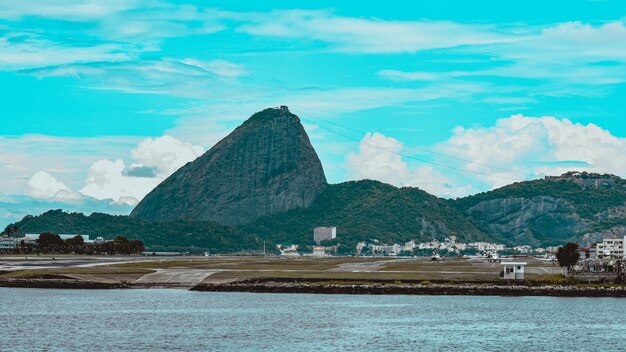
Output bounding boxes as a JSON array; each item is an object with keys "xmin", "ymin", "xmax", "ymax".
[
  {"xmin": 2, "ymin": 278, "xmax": 625, "ymax": 297},
  {"xmin": 191, "ymin": 280, "xmax": 626, "ymax": 297}
]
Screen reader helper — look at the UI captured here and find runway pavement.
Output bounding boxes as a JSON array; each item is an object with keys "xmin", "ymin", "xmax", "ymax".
[{"xmin": 134, "ymin": 269, "xmax": 216, "ymax": 285}]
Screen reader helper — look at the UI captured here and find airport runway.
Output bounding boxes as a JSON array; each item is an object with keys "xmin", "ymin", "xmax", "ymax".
[{"xmin": 134, "ymin": 269, "xmax": 216, "ymax": 285}]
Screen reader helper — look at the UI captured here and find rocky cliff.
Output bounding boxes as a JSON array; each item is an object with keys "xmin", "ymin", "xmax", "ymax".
[
  {"xmin": 130, "ymin": 106, "xmax": 327, "ymax": 226},
  {"xmin": 453, "ymin": 172, "xmax": 626, "ymax": 246}
]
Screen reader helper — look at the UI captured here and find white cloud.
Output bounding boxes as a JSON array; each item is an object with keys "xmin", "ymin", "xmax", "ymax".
[
  {"xmin": 376, "ymin": 21, "xmax": 626, "ymax": 97},
  {"xmin": 0, "ymin": 134, "xmax": 141, "ymax": 196},
  {"xmin": 27, "ymin": 58, "xmax": 248, "ymax": 98},
  {"xmin": 179, "ymin": 59, "xmax": 247, "ymax": 78},
  {"xmin": 523, "ymin": 21, "xmax": 626, "ymax": 62},
  {"xmin": 0, "ymin": 0, "xmax": 141, "ymax": 20},
  {"xmin": 27, "ymin": 171, "xmax": 81, "ymax": 200},
  {"xmin": 378, "ymin": 70, "xmax": 455, "ymax": 82},
  {"xmin": 345, "ymin": 132, "xmax": 478, "ymax": 198},
  {"xmin": 344, "ymin": 116, "xmax": 626, "ymax": 197},
  {"xmin": 0, "ymin": 34, "xmax": 134, "ymax": 71},
  {"xmin": 437, "ymin": 115, "xmax": 626, "ymax": 188},
  {"xmin": 130, "ymin": 135, "xmax": 204, "ymax": 177},
  {"xmin": 8, "ymin": 134, "xmax": 204, "ymax": 206},
  {"xmin": 79, "ymin": 159, "xmax": 159, "ymax": 206},
  {"xmin": 79, "ymin": 135, "xmax": 204, "ymax": 205},
  {"xmin": 235, "ymin": 10, "xmax": 511, "ymax": 53},
  {"xmin": 476, "ymin": 21, "xmax": 626, "ymax": 86}
]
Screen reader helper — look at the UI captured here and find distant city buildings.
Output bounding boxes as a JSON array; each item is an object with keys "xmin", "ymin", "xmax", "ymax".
[
  {"xmin": 313, "ymin": 227, "xmax": 336, "ymax": 245},
  {"xmin": 0, "ymin": 236, "xmax": 17, "ymax": 251},
  {"xmin": 354, "ymin": 236, "xmax": 549, "ymax": 257}
]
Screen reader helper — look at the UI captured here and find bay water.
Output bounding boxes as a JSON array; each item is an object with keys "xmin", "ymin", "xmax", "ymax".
[{"xmin": 1, "ymin": 288, "xmax": 624, "ymax": 351}]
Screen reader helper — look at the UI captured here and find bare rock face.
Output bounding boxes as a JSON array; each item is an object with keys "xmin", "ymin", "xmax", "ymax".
[
  {"xmin": 130, "ymin": 107, "xmax": 327, "ymax": 226},
  {"xmin": 465, "ymin": 196, "xmax": 587, "ymax": 246}
]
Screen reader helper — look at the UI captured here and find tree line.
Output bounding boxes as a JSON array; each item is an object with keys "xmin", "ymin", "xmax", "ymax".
[{"xmin": 11, "ymin": 232, "xmax": 144, "ymax": 255}]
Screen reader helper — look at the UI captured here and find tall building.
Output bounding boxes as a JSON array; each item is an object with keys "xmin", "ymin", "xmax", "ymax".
[{"xmin": 313, "ymin": 227, "xmax": 336, "ymax": 245}]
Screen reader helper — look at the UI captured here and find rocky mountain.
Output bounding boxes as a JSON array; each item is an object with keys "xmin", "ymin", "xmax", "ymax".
[
  {"xmin": 131, "ymin": 106, "xmax": 327, "ymax": 226},
  {"xmin": 5, "ymin": 102, "xmax": 626, "ymax": 251},
  {"xmin": 453, "ymin": 172, "xmax": 626, "ymax": 246},
  {"xmin": 5, "ymin": 172, "xmax": 625, "ymax": 251}
]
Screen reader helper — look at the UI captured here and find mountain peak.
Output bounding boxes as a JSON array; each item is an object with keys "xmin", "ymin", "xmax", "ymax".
[{"xmin": 130, "ymin": 107, "xmax": 327, "ymax": 226}]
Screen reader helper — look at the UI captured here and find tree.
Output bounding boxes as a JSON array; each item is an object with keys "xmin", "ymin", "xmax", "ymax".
[
  {"xmin": 297, "ymin": 245, "xmax": 312, "ymax": 254},
  {"xmin": 360, "ymin": 246, "xmax": 372, "ymax": 256},
  {"xmin": 336, "ymin": 244, "xmax": 353, "ymax": 256},
  {"xmin": 66, "ymin": 235, "xmax": 85, "ymax": 247},
  {"xmin": 3, "ymin": 225, "xmax": 18, "ymax": 237},
  {"xmin": 319, "ymin": 239, "xmax": 338, "ymax": 246},
  {"xmin": 556, "ymin": 242, "xmax": 580, "ymax": 275},
  {"xmin": 36, "ymin": 232, "xmax": 64, "ymax": 253}
]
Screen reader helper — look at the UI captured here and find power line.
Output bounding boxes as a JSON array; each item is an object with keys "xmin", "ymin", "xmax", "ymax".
[
  {"xmin": 295, "ymin": 108, "xmax": 527, "ymax": 177},
  {"xmin": 295, "ymin": 109, "xmax": 521, "ymax": 182}
]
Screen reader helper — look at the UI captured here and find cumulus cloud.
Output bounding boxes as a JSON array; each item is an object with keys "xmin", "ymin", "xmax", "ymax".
[
  {"xmin": 345, "ymin": 116, "xmax": 626, "ymax": 197},
  {"xmin": 27, "ymin": 171, "xmax": 81, "ymax": 200},
  {"xmin": 79, "ymin": 159, "xmax": 160, "ymax": 206},
  {"xmin": 437, "ymin": 115, "xmax": 626, "ymax": 188},
  {"xmin": 79, "ymin": 135, "xmax": 204, "ymax": 205},
  {"xmin": 346, "ymin": 132, "xmax": 478, "ymax": 198},
  {"xmin": 130, "ymin": 135, "xmax": 204, "ymax": 177}
]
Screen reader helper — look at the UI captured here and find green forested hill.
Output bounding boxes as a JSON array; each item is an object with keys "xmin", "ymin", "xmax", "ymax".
[
  {"xmin": 243, "ymin": 180, "xmax": 489, "ymax": 246},
  {"xmin": 6, "ymin": 210, "xmax": 263, "ymax": 253},
  {"xmin": 5, "ymin": 174, "xmax": 625, "ymax": 251}
]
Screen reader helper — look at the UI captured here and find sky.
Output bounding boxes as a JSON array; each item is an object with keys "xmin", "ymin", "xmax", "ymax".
[{"xmin": 2, "ymin": 0, "xmax": 626, "ymax": 229}]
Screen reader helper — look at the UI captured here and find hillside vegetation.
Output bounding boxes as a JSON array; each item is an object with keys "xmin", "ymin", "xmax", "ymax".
[
  {"xmin": 7, "ymin": 210, "xmax": 263, "ymax": 253},
  {"xmin": 244, "ymin": 180, "xmax": 489, "ymax": 246},
  {"xmin": 5, "ymin": 174, "xmax": 625, "ymax": 251}
]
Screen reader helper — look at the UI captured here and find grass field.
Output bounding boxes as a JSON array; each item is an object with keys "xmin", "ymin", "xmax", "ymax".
[
  {"xmin": 0, "ymin": 267, "xmax": 154, "ymax": 278},
  {"xmin": 0, "ymin": 255, "xmax": 568, "ymax": 286}
]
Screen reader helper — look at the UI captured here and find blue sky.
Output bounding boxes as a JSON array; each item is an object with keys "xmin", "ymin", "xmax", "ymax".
[{"xmin": 1, "ymin": 0, "xmax": 626, "ymax": 228}]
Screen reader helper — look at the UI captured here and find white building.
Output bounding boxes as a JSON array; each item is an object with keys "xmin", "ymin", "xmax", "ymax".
[
  {"xmin": 501, "ymin": 262, "xmax": 526, "ymax": 280},
  {"xmin": 594, "ymin": 237, "xmax": 625, "ymax": 259},
  {"xmin": 546, "ymin": 246, "xmax": 560, "ymax": 254},
  {"xmin": 470, "ymin": 242, "xmax": 505, "ymax": 252},
  {"xmin": 404, "ymin": 240, "xmax": 416, "ymax": 252},
  {"xmin": 311, "ymin": 246, "xmax": 329, "ymax": 257},
  {"xmin": 313, "ymin": 227, "xmax": 336, "ymax": 245},
  {"xmin": 0, "ymin": 237, "xmax": 16, "ymax": 251},
  {"xmin": 373, "ymin": 244, "xmax": 402, "ymax": 256}
]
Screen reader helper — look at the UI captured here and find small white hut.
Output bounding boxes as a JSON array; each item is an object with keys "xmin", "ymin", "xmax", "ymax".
[{"xmin": 501, "ymin": 262, "xmax": 526, "ymax": 280}]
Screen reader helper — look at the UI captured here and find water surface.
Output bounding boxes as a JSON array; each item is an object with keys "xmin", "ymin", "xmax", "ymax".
[{"xmin": 1, "ymin": 288, "xmax": 624, "ymax": 351}]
